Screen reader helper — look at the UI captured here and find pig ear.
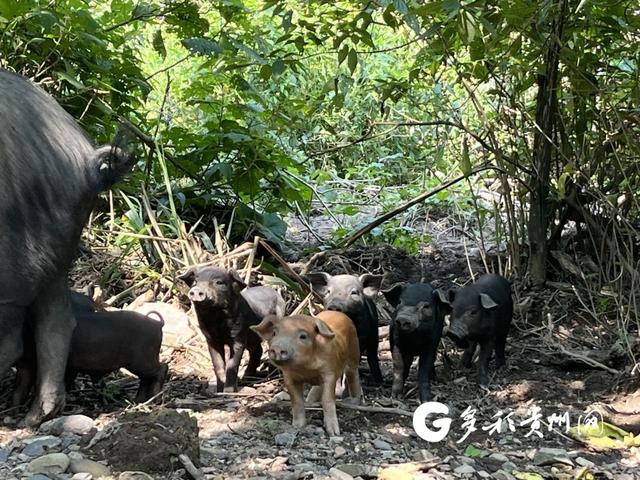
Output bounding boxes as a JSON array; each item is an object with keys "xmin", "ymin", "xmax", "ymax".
[
  {"xmin": 435, "ymin": 288, "xmax": 451, "ymax": 305},
  {"xmin": 250, "ymin": 315, "xmax": 278, "ymax": 340},
  {"xmin": 360, "ymin": 274, "xmax": 383, "ymax": 297},
  {"xmin": 382, "ymin": 283, "xmax": 404, "ymax": 307},
  {"xmin": 480, "ymin": 293, "xmax": 499, "ymax": 309},
  {"xmin": 314, "ymin": 319, "xmax": 336, "ymax": 340},
  {"xmin": 177, "ymin": 268, "xmax": 196, "ymax": 287},
  {"xmin": 307, "ymin": 272, "xmax": 331, "ymax": 295},
  {"xmin": 228, "ymin": 269, "xmax": 247, "ymax": 292}
]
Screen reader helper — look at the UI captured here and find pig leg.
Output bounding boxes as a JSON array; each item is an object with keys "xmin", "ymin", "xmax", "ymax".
[
  {"xmin": 366, "ymin": 336, "xmax": 384, "ymax": 386},
  {"xmin": 26, "ymin": 282, "xmax": 75, "ymax": 426},
  {"xmin": 135, "ymin": 363, "xmax": 168, "ymax": 403},
  {"xmin": 208, "ymin": 342, "xmax": 226, "ymax": 393},
  {"xmin": 12, "ymin": 360, "xmax": 35, "ymax": 407},
  {"xmin": 417, "ymin": 350, "xmax": 436, "ymax": 402},
  {"xmin": 285, "ymin": 377, "xmax": 306, "ymax": 428},
  {"xmin": 223, "ymin": 340, "xmax": 246, "ymax": 392},
  {"xmin": 477, "ymin": 341, "xmax": 494, "ymax": 386},
  {"xmin": 494, "ymin": 334, "xmax": 507, "ymax": 368},
  {"xmin": 320, "ymin": 374, "xmax": 340, "ymax": 436},
  {"xmin": 461, "ymin": 342, "xmax": 477, "ymax": 368},
  {"xmin": 344, "ymin": 365, "xmax": 362, "ymax": 405},
  {"xmin": 0, "ymin": 306, "xmax": 25, "ymax": 380},
  {"xmin": 245, "ymin": 342, "xmax": 262, "ymax": 378},
  {"xmin": 391, "ymin": 344, "xmax": 406, "ymax": 398},
  {"xmin": 306, "ymin": 385, "xmax": 321, "ymax": 403}
]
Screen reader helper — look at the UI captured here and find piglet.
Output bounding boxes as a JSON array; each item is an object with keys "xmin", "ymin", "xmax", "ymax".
[
  {"xmin": 383, "ymin": 282, "xmax": 445, "ymax": 402},
  {"xmin": 251, "ymin": 311, "xmax": 362, "ymax": 436},
  {"xmin": 14, "ymin": 309, "xmax": 167, "ymax": 405},
  {"xmin": 438, "ymin": 273, "xmax": 513, "ymax": 385},
  {"xmin": 307, "ymin": 272, "xmax": 384, "ymax": 385},
  {"xmin": 178, "ymin": 266, "xmax": 285, "ymax": 392}
]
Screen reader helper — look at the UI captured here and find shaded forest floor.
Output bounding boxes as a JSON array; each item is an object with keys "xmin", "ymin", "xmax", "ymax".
[{"xmin": 1, "ymin": 202, "xmax": 639, "ymax": 479}]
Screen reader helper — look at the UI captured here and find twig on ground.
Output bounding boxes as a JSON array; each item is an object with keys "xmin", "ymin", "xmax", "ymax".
[{"xmin": 178, "ymin": 454, "xmax": 204, "ymax": 480}]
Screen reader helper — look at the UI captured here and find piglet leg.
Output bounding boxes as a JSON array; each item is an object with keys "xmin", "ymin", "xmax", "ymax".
[
  {"xmin": 344, "ymin": 364, "xmax": 362, "ymax": 405},
  {"xmin": 477, "ymin": 340, "xmax": 494, "ymax": 386},
  {"xmin": 208, "ymin": 342, "xmax": 226, "ymax": 393},
  {"xmin": 417, "ymin": 350, "xmax": 436, "ymax": 402},
  {"xmin": 391, "ymin": 343, "xmax": 405, "ymax": 398},
  {"xmin": 0, "ymin": 306, "xmax": 25, "ymax": 381},
  {"xmin": 224, "ymin": 340, "xmax": 246, "ymax": 392},
  {"xmin": 321, "ymin": 374, "xmax": 340, "ymax": 436},
  {"xmin": 285, "ymin": 378, "xmax": 306, "ymax": 428},
  {"xmin": 366, "ymin": 336, "xmax": 383, "ymax": 386}
]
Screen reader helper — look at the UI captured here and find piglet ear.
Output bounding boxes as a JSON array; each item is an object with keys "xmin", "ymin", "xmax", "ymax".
[
  {"xmin": 435, "ymin": 288, "xmax": 450, "ymax": 305},
  {"xmin": 360, "ymin": 274, "xmax": 383, "ymax": 297},
  {"xmin": 480, "ymin": 293, "xmax": 498, "ymax": 309},
  {"xmin": 250, "ymin": 315, "xmax": 278, "ymax": 340},
  {"xmin": 314, "ymin": 318, "xmax": 336, "ymax": 340},
  {"xmin": 229, "ymin": 269, "xmax": 247, "ymax": 292},
  {"xmin": 306, "ymin": 272, "xmax": 331, "ymax": 295},
  {"xmin": 382, "ymin": 283, "xmax": 404, "ymax": 307},
  {"xmin": 177, "ymin": 268, "xmax": 196, "ymax": 287}
]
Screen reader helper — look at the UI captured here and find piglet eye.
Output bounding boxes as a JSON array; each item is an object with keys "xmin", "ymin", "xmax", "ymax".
[
  {"xmin": 299, "ymin": 332, "xmax": 308, "ymax": 341},
  {"xmin": 215, "ymin": 280, "xmax": 225, "ymax": 285}
]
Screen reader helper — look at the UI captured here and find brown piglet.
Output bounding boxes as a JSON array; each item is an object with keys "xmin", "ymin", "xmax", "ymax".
[{"xmin": 251, "ymin": 310, "xmax": 362, "ymax": 436}]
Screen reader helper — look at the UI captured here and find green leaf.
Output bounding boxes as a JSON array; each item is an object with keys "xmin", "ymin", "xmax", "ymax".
[
  {"xmin": 259, "ymin": 64, "xmax": 272, "ymax": 80},
  {"xmin": 458, "ymin": 10, "xmax": 476, "ymax": 43},
  {"xmin": 272, "ymin": 59, "xmax": 286, "ymax": 75},
  {"xmin": 460, "ymin": 136, "xmax": 472, "ymax": 176},
  {"xmin": 152, "ymin": 28, "xmax": 166, "ymax": 60},
  {"xmin": 55, "ymin": 71, "xmax": 85, "ymax": 90},
  {"xmin": 463, "ymin": 444, "xmax": 483, "ymax": 457},
  {"xmin": 182, "ymin": 37, "xmax": 222, "ymax": 56},
  {"xmin": 393, "ymin": 0, "xmax": 409, "ymax": 15},
  {"xmin": 347, "ymin": 48, "xmax": 358, "ymax": 74},
  {"xmin": 338, "ymin": 45, "xmax": 349, "ymax": 66}
]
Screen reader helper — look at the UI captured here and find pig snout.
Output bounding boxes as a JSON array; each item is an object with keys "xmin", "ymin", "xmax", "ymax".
[
  {"xmin": 268, "ymin": 346, "xmax": 292, "ymax": 363},
  {"xmin": 395, "ymin": 314, "xmax": 418, "ymax": 331},
  {"xmin": 445, "ymin": 323, "xmax": 470, "ymax": 348},
  {"xmin": 188, "ymin": 287, "xmax": 207, "ymax": 302}
]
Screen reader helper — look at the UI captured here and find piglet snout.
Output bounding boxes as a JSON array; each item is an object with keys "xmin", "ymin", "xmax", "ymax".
[
  {"xmin": 188, "ymin": 287, "xmax": 206, "ymax": 302},
  {"xmin": 268, "ymin": 347, "xmax": 291, "ymax": 363}
]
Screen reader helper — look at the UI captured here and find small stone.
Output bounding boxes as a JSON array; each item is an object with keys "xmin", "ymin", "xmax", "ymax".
[
  {"xmin": 478, "ymin": 471, "xmax": 490, "ymax": 478},
  {"xmin": 575, "ymin": 457, "xmax": 595, "ymax": 468},
  {"xmin": 68, "ymin": 452, "xmax": 84, "ymax": 461},
  {"xmin": 373, "ymin": 439, "xmax": 392, "ymax": 450},
  {"xmin": 71, "ymin": 474, "xmax": 93, "ymax": 480},
  {"xmin": 489, "ymin": 453, "xmax": 509, "ymax": 463},
  {"xmin": 29, "ymin": 475, "xmax": 52, "ymax": 480},
  {"xmin": 273, "ymin": 391, "xmax": 290, "ymax": 402},
  {"xmin": 458, "ymin": 456, "xmax": 476, "ymax": 465},
  {"xmin": 329, "ymin": 436, "xmax": 344, "ymax": 444},
  {"xmin": 118, "ymin": 473, "xmax": 155, "ymax": 480},
  {"xmin": 334, "ymin": 464, "xmax": 378, "ymax": 477},
  {"xmin": 329, "ymin": 467, "xmax": 354, "ymax": 480},
  {"xmin": 454, "ymin": 464, "xmax": 476, "ymax": 475},
  {"xmin": 0, "ymin": 447, "xmax": 10, "ymax": 463},
  {"xmin": 502, "ymin": 461, "xmax": 517, "ymax": 473},
  {"xmin": 118, "ymin": 473, "xmax": 154, "ymax": 480},
  {"xmin": 70, "ymin": 458, "xmax": 110, "ymax": 478},
  {"xmin": 40, "ymin": 415, "xmax": 95, "ymax": 436},
  {"xmin": 27, "ymin": 453, "xmax": 70, "ymax": 475},
  {"xmin": 22, "ymin": 436, "xmax": 62, "ymax": 457},
  {"xmin": 274, "ymin": 432, "xmax": 296, "ymax": 446},
  {"xmin": 293, "ymin": 463, "xmax": 315, "ymax": 472},
  {"xmin": 533, "ymin": 447, "xmax": 573, "ymax": 466},
  {"xmin": 334, "ymin": 446, "xmax": 347, "ymax": 459},
  {"xmin": 493, "ymin": 470, "xmax": 516, "ymax": 480}
]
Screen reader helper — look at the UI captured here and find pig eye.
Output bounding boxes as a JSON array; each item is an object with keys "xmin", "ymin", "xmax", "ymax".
[
  {"xmin": 215, "ymin": 280, "xmax": 225, "ymax": 285},
  {"xmin": 299, "ymin": 332, "xmax": 309, "ymax": 341}
]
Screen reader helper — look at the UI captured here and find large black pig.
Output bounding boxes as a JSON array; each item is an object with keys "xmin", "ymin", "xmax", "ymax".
[
  {"xmin": 179, "ymin": 266, "xmax": 286, "ymax": 392},
  {"xmin": 438, "ymin": 273, "xmax": 513, "ymax": 385},
  {"xmin": 307, "ymin": 272, "xmax": 384, "ymax": 385},
  {"xmin": 383, "ymin": 282, "xmax": 445, "ymax": 402},
  {"xmin": 0, "ymin": 69, "xmax": 133, "ymax": 425}
]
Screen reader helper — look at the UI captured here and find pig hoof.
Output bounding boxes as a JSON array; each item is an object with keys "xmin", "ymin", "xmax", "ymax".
[
  {"xmin": 223, "ymin": 385, "xmax": 237, "ymax": 393},
  {"xmin": 341, "ymin": 397, "xmax": 361, "ymax": 406},
  {"xmin": 25, "ymin": 397, "xmax": 65, "ymax": 427},
  {"xmin": 391, "ymin": 389, "xmax": 403, "ymax": 399},
  {"xmin": 292, "ymin": 418, "xmax": 306, "ymax": 429},
  {"xmin": 325, "ymin": 422, "xmax": 340, "ymax": 437}
]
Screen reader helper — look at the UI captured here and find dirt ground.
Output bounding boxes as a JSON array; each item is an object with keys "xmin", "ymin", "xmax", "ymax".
[{"xmin": 1, "ymin": 210, "xmax": 639, "ymax": 479}]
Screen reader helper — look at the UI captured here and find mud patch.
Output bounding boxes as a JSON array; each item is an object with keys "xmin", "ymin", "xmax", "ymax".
[{"xmin": 85, "ymin": 407, "xmax": 199, "ymax": 474}]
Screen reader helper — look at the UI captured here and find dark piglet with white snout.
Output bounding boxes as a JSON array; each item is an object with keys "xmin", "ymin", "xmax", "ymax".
[
  {"xmin": 382, "ymin": 282, "xmax": 445, "ymax": 402},
  {"xmin": 14, "ymin": 294, "xmax": 167, "ymax": 406},
  {"xmin": 307, "ymin": 272, "xmax": 384, "ymax": 385},
  {"xmin": 251, "ymin": 310, "xmax": 362, "ymax": 436},
  {"xmin": 179, "ymin": 266, "xmax": 285, "ymax": 392},
  {"xmin": 438, "ymin": 273, "xmax": 513, "ymax": 385}
]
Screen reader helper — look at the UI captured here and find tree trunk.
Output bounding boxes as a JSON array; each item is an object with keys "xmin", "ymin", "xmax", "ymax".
[{"xmin": 527, "ymin": 0, "xmax": 568, "ymax": 285}]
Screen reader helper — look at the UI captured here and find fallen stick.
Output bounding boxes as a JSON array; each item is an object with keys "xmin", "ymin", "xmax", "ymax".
[
  {"xmin": 557, "ymin": 344, "xmax": 619, "ymax": 375},
  {"xmin": 178, "ymin": 454, "xmax": 204, "ymax": 480},
  {"xmin": 335, "ymin": 401, "xmax": 413, "ymax": 417}
]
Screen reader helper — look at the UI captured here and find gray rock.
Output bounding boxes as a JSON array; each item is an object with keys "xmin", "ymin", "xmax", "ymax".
[
  {"xmin": 334, "ymin": 464, "xmax": 378, "ymax": 477},
  {"xmin": 293, "ymin": 463, "xmax": 316, "ymax": 472},
  {"xmin": 0, "ymin": 447, "xmax": 10, "ymax": 463},
  {"xmin": 372, "ymin": 439, "xmax": 392, "ymax": 450},
  {"xmin": 575, "ymin": 457, "xmax": 595, "ymax": 468},
  {"xmin": 478, "ymin": 471, "xmax": 490, "ymax": 478},
  {"xmin": 274, "ymin": 432, "xmax": 296, "ymax": 446},
  {"xmin": 118, "ymin": 473, "xmax": 154, "ymax": 480},
  {"xmin": 493, "ymin": 470, "xmax": 516, "ymax": 480},
  {"xmin": 22, "ymin": 436, "xmax": 62, "ymax": 457},
  {"xmin": 458, "ymin": 456, "xmax": 476, "ymax": 465},
  {"xmin": 329, "ymin": 467, "xmax": 354, "ymax": 480},
  {"xmin": 70, "ymin": 458, "xmax": 110, "ymax": 478},
  {"xmin": 40, "ymin": 415, "xmax": 95, "ymax": 436},
  {"xmin": 334, "ymin": 446, "xmax": 347, "ymax": 459},
  {"xmin": 27, "ymin": 453, "xmax": 70, "ymax": 475},
  {"xmin": 533, "ymin": 447, "xmax": 573, "ymax": 466},
  {"xmin": 29, "ymin": 475, "xmax": 52, "ymax": 480},
  {"xmin": 502, "ymin": 461, "xmax": 517, "ymax": 473},
  {"xmin": 489, "ymin": 453, "xmax": 509, "ymax": 463},
  {"xmin": 329, "ymin": 436, "xmax": 344, "ymax": 444},
  {"xmin": 454, "ymin": 464, "xmax": 476, "ymax": 475}
]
